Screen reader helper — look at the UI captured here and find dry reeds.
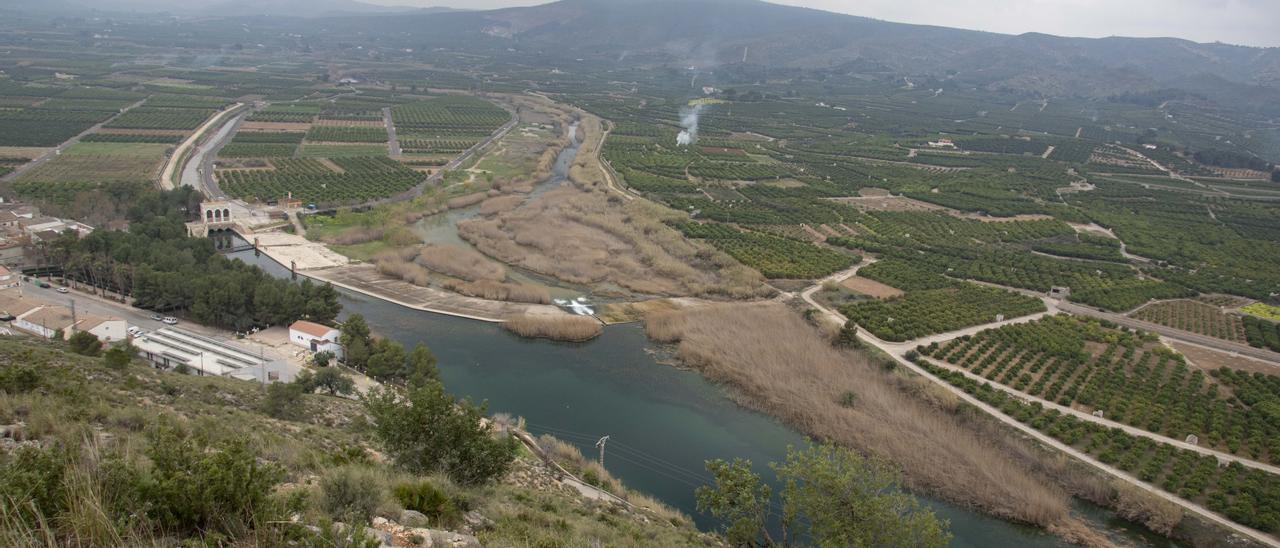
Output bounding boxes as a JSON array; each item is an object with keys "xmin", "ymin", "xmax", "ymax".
[
  {"xmin": 479, "ymin": 195, "xmax": 525, "ymax": 216},
  {"xmin": 444, "ymin": 279, "xmax": 551, "ymax": 304},
  {"xmin": 503, "ymin": 314, "xmax": 602, "ymax": 342},
  {"xmin": 1112, "ymin": 484, "xmax": 1183, "ymax": 535},
  {"xmin": 644, "ymin": 302, "xmax": 1073, "ymax": 529},
  {"xmin": 458, "ymin": 184, "xmax": 769, "ymax": 298},
  {"xmin": 325, "ymin": 226, "xmax": 384, "ymax": 245},
  {"xmin": 446, "ymin": 192, "xmax": 488, "ymax": 209},
  {"xmin": 415, "ymin": 244, "xmax": 506, "ymax": 282},
  {"xmin": 376, "ymin": 257, "xmax": 432, "ymax": 286}
]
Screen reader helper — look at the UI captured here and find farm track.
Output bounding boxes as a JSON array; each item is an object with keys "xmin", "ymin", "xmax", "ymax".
[
  {"xmin": 798, "ymin": 267, "xmax": 1280, "ymax": 547},
  {"xmin": 0, "ymin": 98, "xmax": 148, "ymax": 183}
]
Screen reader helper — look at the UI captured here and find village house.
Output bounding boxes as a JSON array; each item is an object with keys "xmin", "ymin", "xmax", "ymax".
[
  {"xmin": 14, "ymin": 305, "xmax": 77, "ymax": 339},
  {"xmin": 288, "ymin": 320, "xmax": 344, "ymax": 359},
  {"xmin": 79, "ymin": 316, "xmax": 128, "ymax": 343}
]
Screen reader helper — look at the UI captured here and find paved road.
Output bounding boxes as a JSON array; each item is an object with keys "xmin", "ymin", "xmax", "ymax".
[
  {"xmin": 0, "ymin": 98, "xmax": 148, "ymax": 183},
  {"xmin": 423, "ymin": 102, "xmax": 519, "ymax": 185},
  {"xmin": 181, "ymin": 107, "xmax": 251, "ymax": 199},
  {"xmin": 161, "ymin": 103, "xmax": 245, "ymax": 190},
  {"xmin": 1057, "ymin": 300, "xmax": 1280, "ymax": 366},
  {"xmin": 383, "ymin": 107, "xmax": 401, "ymax": 157},
  {"xmin": 797, "ymin": 275, "xmax": 1280, "ymax": 547}
]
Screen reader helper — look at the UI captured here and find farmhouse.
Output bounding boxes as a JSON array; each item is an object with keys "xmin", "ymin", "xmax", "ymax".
[{"xmin": 289, "ymin": 320, "xmax": 344, "ymax": 359}]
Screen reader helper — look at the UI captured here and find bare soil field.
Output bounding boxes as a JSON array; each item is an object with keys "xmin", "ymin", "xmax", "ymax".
[
  {"xmin": 961, "ymin": 213, "xmax": 1056, "ymax": 223},
  {"xmin": 241, "ymin": 121, "xmax": 312, "ymax": 131},
  {"xmin": 1211, "ymin": 167, "xmax": 1270, "ymax": 180},
  {"xmin": 313, "ymin": 119, "xmax": 384, "ymax": 127},
  {"xmin": 0, "ymin": 146, "xmax": 52, "ymax": 159},
  {"xmin": 94, "ymin": 128, "xmax": 190, "ymax": 136},
  {"xmin": 1172, "ymin": 341, "xmax": 1277, "ymax": 375},
  {"xmin": 458, "ymin": 183, "xmax": 768, "ymax": 298},
  {"xmin": 840, "ymin": 276, "xmax": 904, "ymax": 299},
  {"xmin": 828, "ymin": 194, "xmax": 946, "ymax": 212}
]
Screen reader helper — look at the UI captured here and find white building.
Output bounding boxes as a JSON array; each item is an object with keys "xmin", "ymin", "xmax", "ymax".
[
  {"xmin": 288, "ymin": 320, "xmax": 343, "ymax": 359},
  {"xmin": 81, "ymin": 316, "xmax": 128, "ymax": 343},
  {"xmin": 133, "ymin": 327, "xmax": 296, "ymax": 383}
]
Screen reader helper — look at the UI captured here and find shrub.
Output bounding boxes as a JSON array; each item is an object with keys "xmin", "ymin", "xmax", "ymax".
[
  {"xmin": 364, "ymin": 382, "xmax": 518, "ymax": 486},
  {"xmin": 141, "ymin": 420, "xmax": 282, "ymax": 536},
  {"xmin": 318, "ymin": 466, "xmax": 390, "ymax": 522},
  {"xmin": 68, "ymin": 331, "xmax": 102, "ymax": 357},
  {"xmin": 102, "ymin": 343, "xmax": 133, "ymax": 370},
  {"xmin": 0, "ymin": 364, "xmax": 41, "ymax": 394},
  {"xmin": 392, "ymin": 479, "xmax": 462, "ymax": 527},
  {"xmin": 261, "ymin": 381, "xmax": 305, "ymax": 420}
]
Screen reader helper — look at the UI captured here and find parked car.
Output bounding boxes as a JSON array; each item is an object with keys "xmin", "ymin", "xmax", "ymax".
[
  {"xmin": 127, "ymin": 326, "xmax": 146, "ymax": 337},
  {"xmin": 35, "ymin": 281, "xmax": 50, "ymax": 289},
  {"xmin": 0, "ymin": 314, "xmax": 15, "ymax": 322},
  {"xmin": 162, "ymin": 317, "xmax": 178, "ymax": 325},
  {"xmin": 150, "ymin": 313, "xmax": 164, "ymax": 322},
  {"xmin": 56, "ymin": 287, "xmax": 69, "ymax": 294}
]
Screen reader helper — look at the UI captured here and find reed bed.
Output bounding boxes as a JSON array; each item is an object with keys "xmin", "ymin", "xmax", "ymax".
[
  {"xmin": 644, "ymin": 303, "xmax": 1078, "ymax": 531},
  {"xmin": 503, "ymin": 314, "xmax": 602, "ymax": 342},
  {"xmin": 444, "ymin": 279, "xmax": 551, "ymax": 304},
  {"xmin": 415, "ymin": 244, "xmax": 506, "ymax": 282}
]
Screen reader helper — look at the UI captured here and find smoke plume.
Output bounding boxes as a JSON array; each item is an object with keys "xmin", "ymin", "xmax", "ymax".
[{"xmin": 676, "ymin": 104, "xmax": 703, "ymax": 146}]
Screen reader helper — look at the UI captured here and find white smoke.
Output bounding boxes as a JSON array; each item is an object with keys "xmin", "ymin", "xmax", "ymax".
[{"xmin": 676, "ymin": 104, "xmax": 704, "ymax": 146}]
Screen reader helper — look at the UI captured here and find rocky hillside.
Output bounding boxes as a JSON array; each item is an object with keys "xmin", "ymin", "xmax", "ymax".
[{"xmin": 0, "ymin": 337, "xmax": 712, "ymax": 546}]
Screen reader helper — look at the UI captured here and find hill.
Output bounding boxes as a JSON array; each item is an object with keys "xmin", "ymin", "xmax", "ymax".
[
  {"xmin": 0, "ymin": 337, "xmax": 711, "ymax": 546},
  {"xmin": 338, "ymin": 0, "xmax": 1280, "ymax": 110}
]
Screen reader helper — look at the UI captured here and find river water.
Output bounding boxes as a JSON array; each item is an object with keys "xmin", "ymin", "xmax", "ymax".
[{"xmin": 227, "ymin": 117, "xmax": 1175, "ymax": 546}]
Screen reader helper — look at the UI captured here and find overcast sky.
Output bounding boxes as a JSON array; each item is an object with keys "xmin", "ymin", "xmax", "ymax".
[{"xmin": 366, "ymin": 0, "xmax": 1280, "ymax": 47}]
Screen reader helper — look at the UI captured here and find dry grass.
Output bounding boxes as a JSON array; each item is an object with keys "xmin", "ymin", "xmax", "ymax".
[
  {"xmin": 503, "ymin": 314, "xmax": 602, "ymax": 342},
  {"xmin": 459, "ymin": 184, "xmax": 768, "ymax": 298},
  {"xmin": 446, "ymin": 192, "xmax": 489, "ymax": 209},
  {"xmin": 479, "ymin": 195, "xmax": 526, "ymax": 216},
  {"xmin": 534, "ymin": 435, "xmax": 689, "ymax": 525},
  {"xmin": 644, "ymin": 303, "xmax": 1075, "ymax": 529},
  {"xmin": 1112, "ymin": 484, "xmax": 1184, "ymax": 536},
  {"xmin": 444, "ymin": 279, "xmax": 551, "ymax": 304},
  {"xmin": 325, "ymin": 226, "xmax": 385, "ymax": 246},
  {"xmin": 415, "ymin": 244, "xmax": 506, "ymax": 282},
  {"xmin": 376, "ymin": 256, "xmax": 432, "ymax": 286}
]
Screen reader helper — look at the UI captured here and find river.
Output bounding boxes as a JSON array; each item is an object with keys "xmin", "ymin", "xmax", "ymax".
[{"xmin": 227, "ymin": 118, "xmax": 1175, "ymax": 547}]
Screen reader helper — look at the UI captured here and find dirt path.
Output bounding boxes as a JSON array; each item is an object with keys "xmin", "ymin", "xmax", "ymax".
[
  {"xmin": 1041, "ymin": 145, "xmax": 1055, "ymax": 159},
  {"xmin": 798, "ymin": 272, "xmax": 1280, "ymax": 547}
]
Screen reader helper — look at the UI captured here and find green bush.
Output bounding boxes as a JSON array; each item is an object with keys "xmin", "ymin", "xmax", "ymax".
[
  {"xmin": 392, "ymin": 479, "xmax": 462, "ymax": 527},
  {"xmin": 141, "ymin": 420, "xmax": 282, "ymax": 536},
  {"xmin": 0, "ymin": 364, "xmax": 41, "ymax": 393},
  {"xmin": 318, "ymin": 466, "xmax": 390, "ymax": 522},
  {"xmin": 364, "ymin": 382, "xmax": 518, "ymax": 486},
  {"xmin": 68, "ymin": 331, "xmax": 103, "ymax": 357}
]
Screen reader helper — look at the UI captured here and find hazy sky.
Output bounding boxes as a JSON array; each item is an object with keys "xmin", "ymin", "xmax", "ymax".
[{"xmin": 366, "ymin": 0, "xmax": 1280, "ymax": 47}]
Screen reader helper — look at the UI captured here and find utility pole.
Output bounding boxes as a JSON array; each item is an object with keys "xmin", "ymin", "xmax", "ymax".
[{"xmin": 595, "ymin": 435, "xmax": 610, "ymax": 467}]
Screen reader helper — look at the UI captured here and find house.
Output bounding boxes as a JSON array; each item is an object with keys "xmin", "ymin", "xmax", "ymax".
[
  {"xmin": 0, "ymin": 266, "xmax": 17, "ymax": 289},
  {"xmin": 133, "ymin": 327, "xmax": 296, "ymax": 383},
  {"xmin": 0, "ymin": 290, "xmax": 44, "ymax": 319},
  {"xmin": 288, "ymin": 320, "xmax": 343, "ymax": 359},
  {"xmin": 14, "ymin": 305, "xmax": 77, "ymax": 339},
  {"xmin": 80, "ymin": 316, "xmax": 128, "ymax": 343},
  {"xmin": 0, "ymin": 239, "xmax": 25, "ymax": 267},
  {"xmin": 927, "ymin": 138, "xmax": 956, "ymax": 148}
]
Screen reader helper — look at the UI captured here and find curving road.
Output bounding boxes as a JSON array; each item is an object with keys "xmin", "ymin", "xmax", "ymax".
[
  {"xmin": 798, "ymin": 266, "xmax": 1280, "ymax": 547},
  {"xmin": 180, "ymin": 106, "xmax": 251, "ymax": 200}
]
